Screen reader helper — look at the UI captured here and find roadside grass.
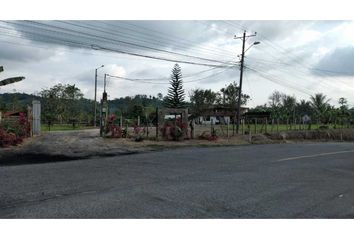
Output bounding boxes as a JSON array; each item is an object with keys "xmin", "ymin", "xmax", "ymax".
[
  {"xmin": 206, "ymin": 123, "xmax": 353, "ymax": 135},
  {"xmin": 41, "ymin": 124, "xmax": 95, "ymax": 132}
]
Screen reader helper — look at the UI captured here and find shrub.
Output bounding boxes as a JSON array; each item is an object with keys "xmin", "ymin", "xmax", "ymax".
[
  {"xmin": 133, "ymin": 125, "xmax": 145, "ymax": 142},
  {"xmin": 198, "ymin": 128, "xmax": 218, "ymax": 141},
  {"xmin": 106, "ymin": 114, "xmax": 123, "ymax": 138},
  {"xmin": 0, "ymin": 112, "xmax": 31, "ymax": 147}
]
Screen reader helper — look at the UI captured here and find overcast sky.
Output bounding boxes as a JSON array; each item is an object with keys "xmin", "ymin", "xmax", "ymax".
[{"xmin": 0, "ymin": 20, "xmax": 354, "ymax": 107}]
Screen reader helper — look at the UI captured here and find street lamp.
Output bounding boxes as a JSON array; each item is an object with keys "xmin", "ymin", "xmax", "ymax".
[
  {"xmin": 244, "ymin": 41, "xmax": 261, "ymax": 54},
  {"xmin": 94, "ymin": 65, "xmax": 104, "ymax": 127}
]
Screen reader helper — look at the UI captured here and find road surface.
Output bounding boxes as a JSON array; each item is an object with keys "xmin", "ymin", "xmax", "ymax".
[{"xmin": 1, "ymin": 142, "xmax": 354, "ymax": 218}]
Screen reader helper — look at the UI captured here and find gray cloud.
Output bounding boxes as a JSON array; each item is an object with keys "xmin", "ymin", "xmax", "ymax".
[
  {"xmin": 0, "ymin": 41, "xmax": 55, "ymax": 63},
  {"xmin": 313, "ymin": 46, "xmax": 354, "ymax": 76},
  {"xmin": 1, "ymin": 20, "xmax": 354, "ymax": 108}
]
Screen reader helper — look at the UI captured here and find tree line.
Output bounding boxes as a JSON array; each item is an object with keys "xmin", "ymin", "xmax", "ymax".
[
  {"xmin": 252, "ymin": 91, "xmax": 354, "ymax": 124},
  {"xmin": 1, "ymin": 63, "xmax": 353, "ymax": 126}
]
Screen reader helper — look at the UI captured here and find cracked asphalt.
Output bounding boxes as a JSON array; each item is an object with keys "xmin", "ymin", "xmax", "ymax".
[{"xmin": 1, "ymin": 142, "xmax": 354, "ymax": 218}]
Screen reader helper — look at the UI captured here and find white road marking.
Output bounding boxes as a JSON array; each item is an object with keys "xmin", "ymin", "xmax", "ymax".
[{"xmin": 276, "ymin": 150, "xmax": 354, "ymax": 162}]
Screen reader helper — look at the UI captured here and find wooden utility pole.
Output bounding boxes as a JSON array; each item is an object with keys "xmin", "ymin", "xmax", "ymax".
[
  {"xmin": 234, "ymin": 31, "xmax": 257, "ymax": 134},
  {"xmin": 94, "ymin": 65, "xmax": 104, "ymax": 127},
  {"xmin": 94, "ymin": 68, "xmax": 98, "ymax": 127}
]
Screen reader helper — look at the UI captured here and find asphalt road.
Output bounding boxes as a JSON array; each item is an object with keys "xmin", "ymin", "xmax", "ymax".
[{"xmin": 1, "ymin": 142, "xmax": 354, "ymax": 218}]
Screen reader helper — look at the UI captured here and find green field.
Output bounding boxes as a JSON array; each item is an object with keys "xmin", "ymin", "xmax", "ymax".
[{"xmin": 41, "ymin": 124, "xmax": 96, "ymax": 132}]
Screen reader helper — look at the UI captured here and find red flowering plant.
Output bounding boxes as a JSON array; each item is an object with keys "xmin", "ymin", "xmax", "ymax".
[
  {"xmin": 160, "ymin": 118, "xmax": 188, "ymax": 141},
  {"xmin": 18, "ymin": 112, "xmax": 31, "ymax": 138},
  {"xmin": 0, "ymin": 112, "xmax": 31, "ymax": 147},
  {"xmin": 0, "ymin": 128, "xmax": 17, "ymax": 147},
  {"xmin": 106, "ymin": 114, "xmax": 123, "ymax": 138},
  {"xmin": 133, "ymin": 124, "xmax": 145, "ymax": 142}
]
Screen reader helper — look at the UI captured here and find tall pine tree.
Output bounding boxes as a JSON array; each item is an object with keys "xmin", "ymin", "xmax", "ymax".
[{"xmin": 165, "ymin": 64, "xmax": 185, "ymax": 108}]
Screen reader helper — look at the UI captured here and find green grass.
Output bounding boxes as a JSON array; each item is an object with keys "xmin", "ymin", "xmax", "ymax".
[
  {"xmin": 240, "ymin": 123, "xmax": 353, "ymax": 134},
  {"xmin": 209, "ymin": 123, "xmax": 353, "ymax": 135},
  {"xmin": 41, "ymin": 124, "xmax": 96, "ymax": 132}
]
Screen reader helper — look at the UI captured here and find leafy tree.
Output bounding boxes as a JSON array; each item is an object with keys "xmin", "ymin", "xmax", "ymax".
[
  {"xmin": 157, "ymin": 93, "xmax": 163, "ymax": 101},
  {"xmin": 223, "ymin": 81, "xmax": 250, "ymax": 108},
  {"xmin": 251, "ymin": 104, "xmax": 269, "ymax": 112},
  {"xmin": 39, "ymin": 84, "xmax": 84, "ymax": 127},
  {"xmin": 281, "ymin": 95, "xmax": 297, "ymax": 120},
  {"xmin": 189, "ymin": 88, "xmax": 217, "ymax": 116},
  {"xmin": 165, "ymin": 64, "xmax": 186, "ymax": 108},
  {"xmin": 268, "ymin": 91, "xmax": 285, "ymax": 119},
  {"xmin": 338, "ymin": 97, "xmax": 348, "ymax": 113},
  {"xmin": 268, "ymin": 91, "xmax": 284, "ymax": 108},
  {"xmin": 63, "ymin": 84, "xmax": 84, "ymax": 127}
]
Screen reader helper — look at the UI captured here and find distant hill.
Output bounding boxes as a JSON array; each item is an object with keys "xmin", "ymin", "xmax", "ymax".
[
  {"xmin": 0, "ymin": 93, "xmax": 164, "ymax": 117},
  {"xmin": 0, "ymin": 93, "xmax": 40, "ymax": 111}
]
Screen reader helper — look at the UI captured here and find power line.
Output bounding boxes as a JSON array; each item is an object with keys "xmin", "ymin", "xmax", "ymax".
[
  {"xmin": 246, "ymin": 58, "xmax": 354, "ymax": 92},
  {"xmin": 245, "ymin": 66, "xmax": 313, "ymax": 96},
  {"xmin": 85, "ymin": 21, "xmax": 237, "ymax": 60},
  {"xmin": 0, "ymin": 22, "xmax": 236, "ymax": 68},
  {"xmin": 104, "ymin": 66, "xmax": 227, "ymax": 82},
  {"xmin": 106, "ymin": 66, "xmax": 233, "ymax": 84},
  {"xmin": 51, "ymin": 20, "xmax": 234, "ymax": 65},
  {"xmin": 119, "ymin": 21, "xmax": 236, "ymax": 58}
]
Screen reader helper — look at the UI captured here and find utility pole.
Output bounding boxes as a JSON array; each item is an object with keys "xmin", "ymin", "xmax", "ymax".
[
  {"xmin": 235, "ymin": 31, "xmax": 257, "ymax": 134},
  {"xmin": 100, "ymin": 73, "xmax": 108, "ymax": 137},
  {"xmin": 94, "ymin": 65, "xmax": 104, "ymax": 127},
  {"xmin": 94, "ymin": 68, "xmax": 98, "ymax": 127}
]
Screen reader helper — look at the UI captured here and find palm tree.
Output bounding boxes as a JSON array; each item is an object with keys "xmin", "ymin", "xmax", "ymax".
[
  {"xmin": 296, "ymin": 99, "xmax": 312, "ymax": 116},
  {"xmin": 310, "ymin": 93, "xmax": 330, "ymax": 124}
]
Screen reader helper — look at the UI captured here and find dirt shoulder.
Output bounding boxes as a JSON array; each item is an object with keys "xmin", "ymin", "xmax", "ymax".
[
  {"xmin": 3, "ymin": 128, "xmax": 351, "ymax": 165},
  {"xmin": 0, "ymin": 129, "xmax": 254, "ymax": 165}
]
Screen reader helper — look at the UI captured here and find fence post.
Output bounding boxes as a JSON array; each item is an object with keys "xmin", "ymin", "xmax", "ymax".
[
  {"xmin": 286, "ymin": 118, "xmax": 289, "ymax": 130},
  {"xmin": 249, "ymin": 126, "xmax": 252, "ymax": 143},
  {"xmin": 146, "ymin": 112, "xmax": 149, "ymax": 138},
  {"xmin": 254, "ymin": 118, "xmax": 257, "ymax": 134},
  {"xmin": 227, "ymin": 120, "xmax": 229, "ymax": 140},
  {"xmin": 155, "ymin": 107, "xmax": 159, "ymax": 141},
  {"xmin": 232, "ymin": 116, "xmax": 235, "ymax": 136},
  {"xmin": 125, "ymin": 122, "xmax": 128, "ymax": 138},
  {"xmin": 299, "ymin": 116, "xmax": 301, "ymax": 130},
  {"xmin": 191, "ymin": 119, "xmax": 195, "ymax": 139},
  {"xmin": 277, "ymin": 118, "xmax": 279, "ymax": 132},
  {"xmin": 210, "ymin": 118, "xmax": 213, "ymax": 135},
  {"xmin": 265, "ymin": 118, "xmax": 268, "ymax": 133},
  {"xmin": 120, "ymin": 115, "xmax": 123, "ymax": 128}
]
